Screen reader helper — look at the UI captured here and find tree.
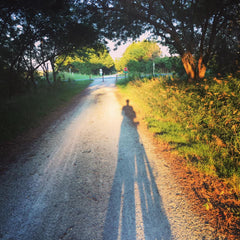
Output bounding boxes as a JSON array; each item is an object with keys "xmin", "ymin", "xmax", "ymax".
[
  {"xmin": 85, "ymin": 0, "xmax": 240, "ymax": 80},
  {"xmin": 0, "ymin": 0, "xmax": 99, "ymax": 95},
  {"xmin": 115, "ymin": 40, "xmax": 161, "ymax": 72},
  {"xmin": 56, "ymin": 46, "xmax": 115, "ymax": 75}
]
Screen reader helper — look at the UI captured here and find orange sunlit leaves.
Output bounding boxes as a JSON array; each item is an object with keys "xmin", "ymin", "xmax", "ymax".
[
  {"xmin": 212, "ymin": 135, "xmax": 226, "ymax": 147},
  {"xmin": 213, "ymin": 77, "xmax": 223, "ymax": 84}
]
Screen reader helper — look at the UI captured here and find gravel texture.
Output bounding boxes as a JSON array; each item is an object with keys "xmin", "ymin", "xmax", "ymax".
[{"xmin": 0, "ymin": 77, "xmax": 222, "ymax": 239}]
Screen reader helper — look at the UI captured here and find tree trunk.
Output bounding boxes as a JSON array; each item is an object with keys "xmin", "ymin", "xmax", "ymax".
[
  {"xmin": 46, "ymin": 71, "xmax": 51, "ymax": 85},
  {"xmin": 43, "ymin": 62, "xmax": 51, "ymax": 85},
  {"xmin": 181, "ymin": 52, "xmax": 207, "ymax": 80},
  {"xmin": 181, "ymin": 52, "xmax": 196, "ymax": 80},
  {"xmin": 197, "ymin": 56, "xmax": 207, "ymax": 79},
  {"xmin": 29, "ymin": 69, "xmax": 36, "ymax": 88},
  {"xmin": 50, "ymin": 58, "xmax": 57, "ymax": 83}
]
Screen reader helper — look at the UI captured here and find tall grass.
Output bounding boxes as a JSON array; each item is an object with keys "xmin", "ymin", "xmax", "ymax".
[
  {"xmin": 117, "ymin": 75, "xmax": 240, "ymax": 191},
  {"xmin": 0, "ymin": 80, "xmax": 92, "ymax": 144}
]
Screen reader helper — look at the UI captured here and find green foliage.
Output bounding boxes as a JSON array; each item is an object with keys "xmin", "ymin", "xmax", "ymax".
[
  {"xmin": 57, "ymin": 72, "xmax": 98, "ymax": 81},
  {"xmin": 154, "ymin": 57, "xmax": 185, "ymax": 76},
  {"xmin": 116, "ymin": 75, "xmax": 131, "ymax": 86},
  {"xmin": 0, "ymin": 0, "xmax": 99, "ymax": 95},
  {"xmin": 0, "ymin": 80, "xmax": 92, "ymax": 144},
  {"xmin": 117, "ymin": 75, "xmax": 240, "ymax": 189},
  {"xmin": 115, "ymin": 40, "xmax": 161, "ymax": 72},
  {"xmin": 89, "ymin": 0, "xmax": 240, "ymax": 79},
  {"xmin": 56, "ymin": 47, "xmax": 115, "ymax": 75},
  {"xmin": 208, "ymin": 46, "xmax": 240, "ymax": 76},
  {"xmin": 115, "ymin": 41, "xmax": 186, "ymax": 77},
  {"xmin": 126, "ymin": 60, "xmax": 146, "ymax": 73}
]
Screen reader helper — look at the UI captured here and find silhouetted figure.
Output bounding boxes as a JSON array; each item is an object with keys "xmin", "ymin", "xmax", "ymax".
[{"xmin": 122, "ymin": 100, "xmax": 138, "ymax": 126}]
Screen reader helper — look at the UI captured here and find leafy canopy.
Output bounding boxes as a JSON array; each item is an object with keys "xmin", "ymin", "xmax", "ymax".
[
  {"xmin": 0, "ymin": 0, "xmax": 100, "ymax": 95},
  {"xmin": 56, "ymin": 46, "xmax": 115, "ymax": 75},
  {"xmin": 115, "ymin": 40, "xmax": 161, "ymax": 71},
  {"xmin": 86, "ymin": 0, "xmax": 240, "ymax": 79}
]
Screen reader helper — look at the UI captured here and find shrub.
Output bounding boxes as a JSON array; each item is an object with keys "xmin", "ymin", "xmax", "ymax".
[{"xmin": 117, "ymin": 75, "xmax": 240, "ymax": 189}]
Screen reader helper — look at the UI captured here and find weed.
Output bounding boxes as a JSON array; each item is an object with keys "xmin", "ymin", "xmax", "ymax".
[{"xmin": 117, "ymin": 75, "xmax": 240, "ymax": 191}]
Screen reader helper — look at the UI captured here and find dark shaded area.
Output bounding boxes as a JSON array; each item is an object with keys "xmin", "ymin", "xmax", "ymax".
[
  {"xmin": 103, "ymin": 100, "xmax": 172, "ymax": 239},
  {"xmin": 0, "ymin": 0, "xmax": 98, "ymax": 98}
]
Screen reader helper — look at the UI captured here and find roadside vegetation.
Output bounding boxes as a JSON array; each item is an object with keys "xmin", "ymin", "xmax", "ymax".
[
  {"xmin": 1, "ymin": 0, "xmax": 239, "ymax": 236},
  {"xmin": 0, "ymin": 80, "xmax": 92, "ymax": 144},
  {"xmin": 115, "ymin": 40, "xmax": 161, "ymax": 73},
  {"xmin": 117, "ymin": 75, "xmax": 240, "ymax": 192},
  {"xmin": 56, "ymin": 46, "xmax": 115, "ymax": 76},
  {"xmin": 1, "ymin": 0, "xmax": 239, "ymax": 191},
  {"xmin": 56, "ymin": 72, "xmax": 99, "ymax": 81},
  {"xmin": 115, "ymin": 34, "xmax": 239, "ymax": 195}
]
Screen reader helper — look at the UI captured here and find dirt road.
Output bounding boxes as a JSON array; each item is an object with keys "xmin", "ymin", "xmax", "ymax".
[{"xmin": 0, "ymin": 77, "xmax": 219, "ymax": 239}]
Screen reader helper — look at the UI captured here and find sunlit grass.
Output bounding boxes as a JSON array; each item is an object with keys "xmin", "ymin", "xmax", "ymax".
[
  {"xmin": 117, "ymin": 75, "xmax": 240, "ymax": 191},
  {"xmin": 40, "ymin": 72, "xmax": 99, "ymax": 84},
  {"xmin": 57, "ymin": 72, "xmax": 99, "ymax": 81}
]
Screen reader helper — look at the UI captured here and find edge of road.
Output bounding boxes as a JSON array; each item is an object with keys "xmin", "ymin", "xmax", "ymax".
[{"xmin": 114, "ymin": 87, "xmax": 240, "ymax": 239}]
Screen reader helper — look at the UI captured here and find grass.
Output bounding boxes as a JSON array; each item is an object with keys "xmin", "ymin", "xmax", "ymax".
[
  {"xmin": 117, "ymin": 75, "xmax": 240, "ymax": 192},
  {"xmin": 57, "ymin": 72, "xmax": 99, "ymax": 81},
  {"xmin": 0, "ymin": 80, "xmax": 92, "ymax": 144}
]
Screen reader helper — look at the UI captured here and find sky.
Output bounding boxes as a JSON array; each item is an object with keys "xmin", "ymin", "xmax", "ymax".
[{"xmin": 106, "ymin": 32, "xmax": 170, "ymax": 60}]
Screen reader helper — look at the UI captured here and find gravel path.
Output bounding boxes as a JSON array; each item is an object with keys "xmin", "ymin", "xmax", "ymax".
[{"xmin": 0, "ymin": 77, "xmax": 220, "ymax": 239}]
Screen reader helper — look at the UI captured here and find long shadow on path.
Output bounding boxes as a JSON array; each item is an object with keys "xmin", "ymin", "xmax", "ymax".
[{"xmin": 103, "ymin": 100, "xmax": 172, "ymax": 239}]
